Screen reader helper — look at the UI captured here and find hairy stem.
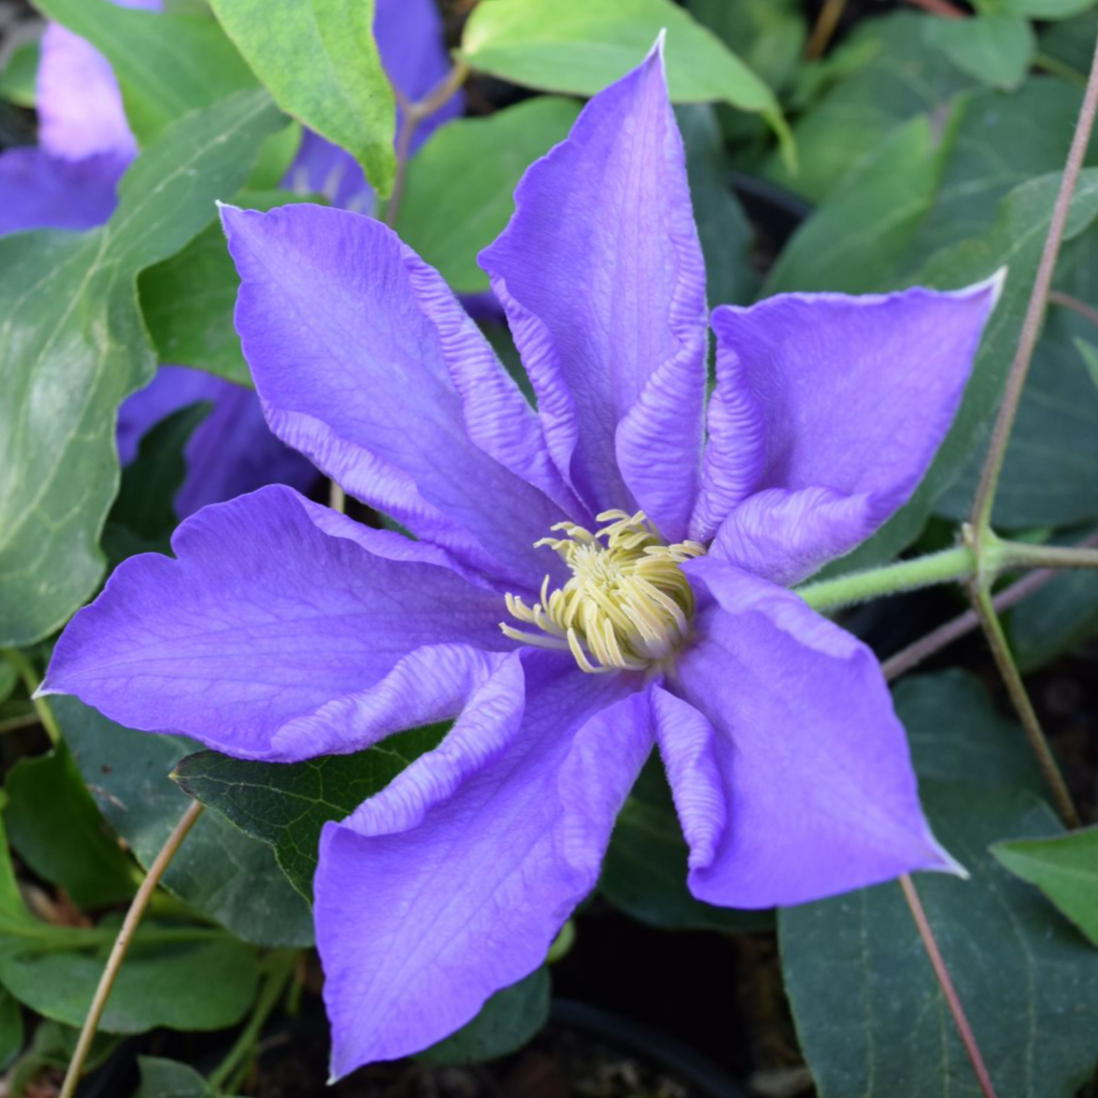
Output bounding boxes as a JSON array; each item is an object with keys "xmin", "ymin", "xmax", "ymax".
[
  {"xmin": 798, "ymin": 546, "xmax": 976, "ymax": 611},
  {"xmin": 968, "ymin": 582, "xmax": 1080, "ymax": 826},
  {"xmin": 1, "ymin": 648, "xmax": 60, "ymax": 745},
  {"xmin": 898, "ymin": 875, "xmax": 999, "ymax": 1098},
  {"xmin": 58, "ymin": 801, "xmax": 205, "ymax": 1098},
  {"xmin": 969, "ymin": 34, "xmax": 1098, "ymax": 536},
  {"xmin": 208, "ymin": 949, "xmax": 298, "ymax": 1093}
]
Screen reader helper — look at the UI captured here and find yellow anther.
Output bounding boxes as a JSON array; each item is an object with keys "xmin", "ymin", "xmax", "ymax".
[{"xmin": 500, "ymin": 510, "xmax": 705, "ymax": 673}]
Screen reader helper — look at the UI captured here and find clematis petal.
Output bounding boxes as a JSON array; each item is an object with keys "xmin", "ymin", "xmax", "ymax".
[
  {"xmin": 41, "ymin": 485, "xmax": 509, "ymax": 761},
  {"xmin": 222, "ymin": 203, "xmax": 573, "ymax": 588},
  {"xmin": 668, "ymin": 557, "xmax": 955, "ymax": 908},
  {"xmin": 696, "ymin": 278, "xmax": 1001, "ymax": 550},
  {"xmin": 710, "ymin": 486, "xmax": 878, "ymax": 586},
  {"xmin": 0, "ymin": 148, "xmax": 125, "ymax": 235},
  {"xmin": 315, "ymin": 653, "xmax": 650, "ymax": 1074},
  {"xmin": 479, "ymin": 43, "xmax": 708, "ymax": 541}
]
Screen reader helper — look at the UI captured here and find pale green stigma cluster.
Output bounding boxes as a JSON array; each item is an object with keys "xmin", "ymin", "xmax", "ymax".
[{"xmin": 501, "ymin": 510, "xmax": 706, "ymax": 674}]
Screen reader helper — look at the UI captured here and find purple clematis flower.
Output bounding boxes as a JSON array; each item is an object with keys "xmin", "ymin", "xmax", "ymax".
[{"xmin": 43, "ymin": 44, "xmax": 999, "ymax": 1076}]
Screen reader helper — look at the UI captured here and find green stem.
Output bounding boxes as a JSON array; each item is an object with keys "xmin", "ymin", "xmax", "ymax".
[
  {"xmin": 1035, "ymin": 51, "xmax": 1088, "ymax": 89},
  {"xmin": 967, "ymin": 581, "xmax": 1080, "ymax": 827},
  {"xmin": 1, "ymin": 648, "xmax": 61, "ymax": 745},
  {"xmin": 797, "ymin": 546, "xmax": 975, "ymax": 611},
  {"xmin": 207, "ymin": 949, "xmax": 298, "ymax": 1093},
  {"xmin": 995, "ymin": 540, "xmax": 1098, "ymax": 571},
  {"xmin": 7, "ymin": 923, "xmax": 227, "ymax": 953}
]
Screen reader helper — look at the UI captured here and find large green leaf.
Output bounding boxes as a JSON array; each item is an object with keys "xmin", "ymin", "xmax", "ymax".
[
  {"xmin": 3, "ymin": 744, "xmax": 137, "ymax": 910},
  {"xmin": 600, "ymin": 757, "xmax": 773, "ymax": 933},
  {"xmin": 32, "ymin": 0, "xmax": 256, "ymax": 143},
  {"xmin": 892, "ymin": 670, "xmax": 1048, "ymax": 796},
  {"xmin": 395, "ymin": 97, "xmax": 581, "ymax": 294},
  {"xmin": 207, "ymin": 0, "xmax": 396, "ymax": 195},
  {"xmin": 418, "ymin": 969, "xmax": 550, "ymax": 1065},
  {"xmin": 781, "ymin": 782, "xmax": 1098, "ymax": 1098},
  {"xmin": 0, "ymin": 988, "xmax": 22, "ymax": 1071},
  {"xmin": 55, "ymin": 697, "xmax": 314, "ymax": 947},
  {"xmin": 0, "ymin": 90, "xmax": 283, "ymax": 647},
  {"xmin": 173, "ymin": 724, "xmax": 447, "ymax": 899},
  {"xmin": 139, "ymin": 189, "xmax": 323, "ymax": 386},
  {"xmin": 923, "ymin": 12, "xmax": 1036, "ymax": 91},
  {"xmin": 993, "ymin": 827, "xmax": 1098, "ymax": 947},
  {"xmin": 765, "ymin": 12, "xmax": 975, "ymax": 202},
  {"xmin": 461, "ymin": 0, "xmax": 789, "ymax": 154}
]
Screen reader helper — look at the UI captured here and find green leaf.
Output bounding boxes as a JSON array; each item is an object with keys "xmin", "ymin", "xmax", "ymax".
[
  {"xmin": 139, "ymin": 189, "xmax": 323, "ymax": 386},
  {"xmin": 1039, "ymin": 8, "xmax": 1098, "ymax": 74},
  {"xmin": 0, "ymin": 662, "xmax": 15, "ymax": 707},
  {"xmin": 0, "ymin": 987, "xmax": 22, "ymax": 1072},
  {"xmin": 395, "ymin": 97, "xmax": 581, "ymax": 294},
  {"xmin": 418, "ymin": 969, "xmax": 550, "ymax": 1065},
  {"xmin": 0, "ymin": 929, "xmax": 258, "ymax": 1035},
  {"xmin": 133, "ymin": 1056, "xmax": 237, "ymax": 1098},
  {"xmin": 934, "ymin": 306, "xmax": 1098, "ymax": 527},
  {"xmin": 0, "ymin": 90, "xmax": 284, "ymax": 648},
  {"xmin": 173, "ymin": 724, "xmax": 448, "ymax": 899},
  {"xmin": 821, "ymin": 168, "xmax": 1098, "ymax": 575},
  {"xmin": 781, "ymin": 782, "xmax": 1098, "ymax": 1098},
  {"xmin": 766, "ymin": 114, "xmax": 953, "ymax": 296},
  {"xmin": 208, "ymin": 0, "xmax": 396, "ymax": 195},
  {"xmin": 32, "ymin": 0, "xmax": 256, "ymax": 143},
  {"xmin": 0, "ymin": 38, "xmax": 39, "ymax": 108},
  {"xmin": 687, "ymin": 0, "xmax": 806, "ymax": 93},
  {"xmin": 461, "ymin": 0, "xmax": 789, "ymax": 156},
  {"xmin": 4, "ymin": 744, "xmax": 137, "ymax": 910},
  {"xmin": 893, "ymin": 669, "xmax": 1049, "ymax": 796},
  {"xmin": 765, "ymin": 13, "xmax": 975, "ymax": 202},
  {"xmin": 55, "ymin": 697, "xmax": 314, "ymax": 948},
  {"xmin": 676, "ymin": 104, "xmax": 757, "ymax": 308},
  {"xmin": 994, "ymin": 827, "xmax": 1098, "ymax": 947},
  {"xmin": 7, "ymin": 1020, "xmax": 120, "ymax": 1095},
  {"xmin": 600, "ymin": 757, "xmax": 773, "ymax": 933},
  {"xmin": 923, "ymin": 12, "xmax": 1036, "ymax": 91}
]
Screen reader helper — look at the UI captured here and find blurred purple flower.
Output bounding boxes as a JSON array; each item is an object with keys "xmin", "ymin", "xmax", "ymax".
[
  {"xmin": 1, "ymin": 0, "xmax": 460, "ymax": 514},
  {"xmin": 43, "ymin": 45, "xmax": 999, "ymax": 1076}
]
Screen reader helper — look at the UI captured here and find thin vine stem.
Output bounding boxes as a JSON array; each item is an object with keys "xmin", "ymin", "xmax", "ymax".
[
  {"xmin": 806, "ymin": 0, "xmax": 848, "ymax": 59},
  {"xmin": 1, "ymin": 648, "xmax": 60, "ymax": 745},
  {"xmin": 969, "ymin": 33, "xmax": 1098, "ymax": 537},
  {"xmin": 900, "ymin": 0, "xmax": 966, "ymax": 18},
  {"xmin": 967, "ymin": 581, "xmax": 1080, "ymax": 827},
  {"xmin": 898, "ymin": 875, "xmax": 999, "ymax": 1098},
  {"xmin": 58, "ymin": 801, "xmax": 206, "ymax": 1098}
]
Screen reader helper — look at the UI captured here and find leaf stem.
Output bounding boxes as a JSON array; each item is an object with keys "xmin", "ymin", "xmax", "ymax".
[
  {"xmin": 1, "ymin": 648, "xmax": 60, "ymax": 745},
  {"xmin": 967, "ymin": 580, "xmax": 1080, "ymax": 827},
  {"xmin": 968, "ymin": 33, "xmax": 1098, "ymax": 537},
  {"xmin": 384, "ymin": 59, "xmax": 470, "ymax": 229},
  {"xmin": 1048, "ymin": 288, "xmax": 1098, "ymax": 331},
  {"xmin": 805, "ymin": 0, "xmax": 848, "ymax": 59},
  {"xmin": 1035, "ymin": 51, "xmax": 1089, "ymax": 90},
  {"xmin": 58, "ymin": 801, "xmax": 205, "ymax": 1098},
  {"xmin": 207, "ymin": 949, "xmax": 298, "ymax": 1093},
  {"xmin": 898, "ymin": 875, "xmax": 999, "ymax": 1098}
]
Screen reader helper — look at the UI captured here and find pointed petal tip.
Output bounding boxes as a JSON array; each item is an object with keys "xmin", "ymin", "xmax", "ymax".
[{"xmin": 924, "ymin": 834, "xmax": 970, "ymax": 881}]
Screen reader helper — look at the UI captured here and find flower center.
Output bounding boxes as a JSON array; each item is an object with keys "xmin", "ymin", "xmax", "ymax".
[{"xmin": 500, "ymin": 510, "xmax": 705, "ymax": 673}]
